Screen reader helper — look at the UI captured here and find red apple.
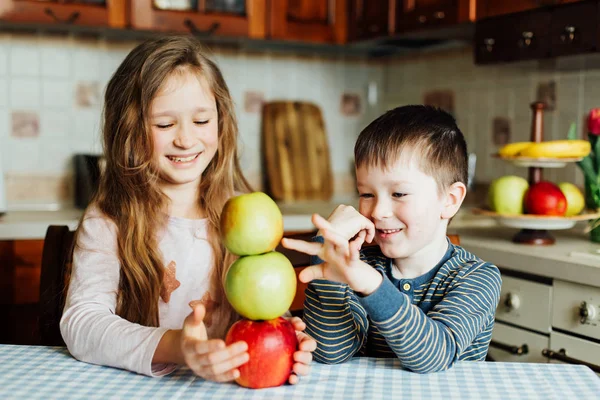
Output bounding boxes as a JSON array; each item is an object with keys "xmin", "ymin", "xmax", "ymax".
[
  {"xmin": 225, "ymin": 317, "xmax": 298, "ymax": 389},
  {"xmin": 524, "ymin": 181, "xmax": 567, "ymax": 216}
]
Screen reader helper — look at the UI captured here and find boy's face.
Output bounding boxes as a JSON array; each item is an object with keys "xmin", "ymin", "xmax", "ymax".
[{"xmin": 356, "ymin": 153, "xmax": 450, "ymax": 261}]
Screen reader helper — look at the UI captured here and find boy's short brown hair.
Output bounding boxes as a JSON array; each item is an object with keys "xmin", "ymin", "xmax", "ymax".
[{"xmin": 354, "ymin": 105, "xmax": 468, "ymax": 193}]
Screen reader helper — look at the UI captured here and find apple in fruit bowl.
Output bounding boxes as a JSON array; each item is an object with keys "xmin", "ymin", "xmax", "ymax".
[
  {"xmin": 558, "ymin": 182, "xmax": 585, "ymax": 217},
  {"xmin": 225, "ymin": 317, "xmax": 298, "ymax": 389},
  {"xmin": 524, "ymin": 181, "xmax": 567, "ymax": 216},
  {"xmin": 488, "ymin": 175, "xmax": 529, "ymax": 214},
  {"xmin": 225, "ymin": 251, "xmax": 296, "ymax": 320},
  {"xmin": 220, "ymin": 192, "xmax": 283, "ymax": 256}
]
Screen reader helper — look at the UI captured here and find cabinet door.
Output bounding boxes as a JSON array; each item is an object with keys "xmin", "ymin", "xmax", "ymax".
[
  {"xmin": 474, "ymin": 15, "xmax": 512, "ymax": 64},
  {"xmin": 130, "ymin": 0, "xmax": 266, "ymax": 38},
  {"xmin": 488, "ymin": 321, "xmax": 549, "ymax": 363},
  {"xmin": 269, "ymin": 0, "xmax": 348, "ymax": 44},
  {"xmin": 348, "ymin": 0, "xmax": 390, "ymax": 41},
  {"xmin": 0, "ymin": 0, "xmax": 127, "ymax": 28},
  {"xmin": 396, "ymin": 0, "xmax": 458, "ymax": 32},
  {"xmin": 550, "ymin": 0, "xmax": 598, "ymax": 57},
  {"xmin": 477, "ymin": 0, "xmax": 585, "ymax": 19},
  {"xmin": 514, "ymin": 8, "xmax": 551, "ymax": 60}
]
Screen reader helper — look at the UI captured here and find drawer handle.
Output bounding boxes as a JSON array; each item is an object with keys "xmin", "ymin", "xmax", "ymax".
[
  {"xmin": 560, "ymin": 25, "xmax": 576, "ymax": 44},
  {"xmin": 542, "ymin": 348, "xmax": 600, "ymax": 373},
  {"xmin": 184, "ymin": 20, "xmax": 220, "ymax": 37},
  {"xmin": 490, "ymin": 340, "xmax": 529, "ymax": 355},
  {"xmin": 518, "ymin": 31, "xmax": 534, "ymax": 48},
  {"xmin": 44, "ymin": 8, "xmax": 80, "ymax": 24}
]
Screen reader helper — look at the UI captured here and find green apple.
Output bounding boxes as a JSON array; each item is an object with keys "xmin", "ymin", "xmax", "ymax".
[
  {"xmin": 225, "ymin": 251, "xmax": 296, "ymax": 321},
  {"xmin": 558, "ymin": 182, "xmax": 585, "ymax": 216},
  {"xmin": 221, "ymin": 192, "xmax": 283, "ymax": 256},
  {"xmin": 488, "ymin": 175, "xmax": 529, "ymax": 214}
]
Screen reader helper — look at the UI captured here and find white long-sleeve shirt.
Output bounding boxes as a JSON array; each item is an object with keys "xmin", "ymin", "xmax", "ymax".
[{"xmin": 60, "ymin": 208, "xmax": 228, "ymax": 376}]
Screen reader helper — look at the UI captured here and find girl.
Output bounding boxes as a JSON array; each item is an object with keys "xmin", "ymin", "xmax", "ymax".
[{"xmin": 60, "ymin": 35, "xmax": 316, "ymax": 382}]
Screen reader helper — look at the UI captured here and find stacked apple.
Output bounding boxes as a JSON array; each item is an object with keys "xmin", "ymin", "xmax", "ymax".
[
  {"xmin": 220, "ymin": 192, "xmax": 298, "ymax": 389},
  {"xmin": 488, "ymin": 176, "xmax": 585, "ymax": 216}
]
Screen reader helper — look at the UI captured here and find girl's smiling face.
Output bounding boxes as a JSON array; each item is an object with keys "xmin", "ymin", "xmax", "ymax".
[
  {"xmin": 356, "ymin": 152, "xmax": 451, "ymax": 263},
  {"xmin": 151, "ymin": 69, "xmax": 218, "ymax": 189}
]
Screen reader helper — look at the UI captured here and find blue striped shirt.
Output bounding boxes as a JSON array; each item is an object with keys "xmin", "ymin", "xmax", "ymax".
[{"xmin": 303, "ymin": 238, "xmax": 502, "ymax": 373}]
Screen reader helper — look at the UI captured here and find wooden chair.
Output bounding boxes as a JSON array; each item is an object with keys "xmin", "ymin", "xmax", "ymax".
[
  {"xmin": 279, "ymin": 233, "xmax": 460, "ymax": 318},
  {"xmin": 39, "ymin": 225, "xmax": 75, "ymax": 346}
]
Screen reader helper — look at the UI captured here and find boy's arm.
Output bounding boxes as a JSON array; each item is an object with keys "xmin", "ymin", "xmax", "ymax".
[
  {"xmin": 302, "ymin": 279, "xmax": 369, "ymax": 364},
  {"xmin": 359, "ymin": 262, "xmax": 501, "ymax": 373}
]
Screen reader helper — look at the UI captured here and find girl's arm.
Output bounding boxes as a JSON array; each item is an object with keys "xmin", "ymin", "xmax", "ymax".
[{"xmin": 60, "ymin": 213, "xmax": 173, "ymax": 377}]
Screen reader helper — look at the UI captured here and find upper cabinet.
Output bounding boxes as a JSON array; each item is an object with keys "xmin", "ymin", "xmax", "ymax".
[
  {"xmin": 268, "ymin": 0, "xmax": 348, "ymax": 44},
  {"xmin": 347, "ymin": 0, "xmax": 390, "ymax": 41},
  {"xmin": 130, "ymin": 0, "xmax": 266, "ymax": 38},
  {"xmin": 0, "ymin": 0, "xmax": 127, "ymax": 28},
  {"xmin": 475, "ymin": 0, "xmax": 584, "ymax": 19},
  {"xmin": 394, "ymin": 0, "xmax": 473, "ymax": 33}
]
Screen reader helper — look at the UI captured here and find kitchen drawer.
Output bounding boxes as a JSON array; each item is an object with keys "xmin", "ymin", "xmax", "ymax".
[
  {"xmin": 488, "ymin": 321, "xmax": 549, "ymax": 363},
  {"xmin": 495, "ymin": 275, "xmax": 552, "ymax": 334},
  {"xmin": 552, "ymin": 280, "xmax": 600, "ymax": 341},
  {"xmin": 547, "ymin": 331, "xmax": 600, "ymax": 375}
]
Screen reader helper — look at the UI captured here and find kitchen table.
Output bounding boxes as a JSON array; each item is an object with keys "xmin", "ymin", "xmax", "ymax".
[{"xmin": 0, "ymin": 345, "xmax": 598, "ymax": 399}]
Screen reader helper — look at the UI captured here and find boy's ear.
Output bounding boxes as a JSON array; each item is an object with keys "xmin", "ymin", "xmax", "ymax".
[{"xmin": 441, "ymin": 181, "xmax": 467, "ymax": 220}]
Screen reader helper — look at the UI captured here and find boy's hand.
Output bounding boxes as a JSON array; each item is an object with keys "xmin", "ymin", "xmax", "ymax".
[
  {"xmin": 181, "ymin": 305, "xmax": 249, "ymax": 382},
  {"xmin": 284, "ymin": 317, "xmax": 317, "ymax": 385},
  {"xmin": 282, "ymin": 214, "xmax": 383, "ymax": 295},
  {"xmin": 321, "ymin": 205, "xmax": 375, "ymax": 243}
]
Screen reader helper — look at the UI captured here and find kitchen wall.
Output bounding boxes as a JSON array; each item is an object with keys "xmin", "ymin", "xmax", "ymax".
[
  {"xmin": 384, "ymin": 47, "xmax": 600, "ymax": 188},
  {"xmin": 0, "ymin": 33, "xmax": 385, "ymax": 208}
]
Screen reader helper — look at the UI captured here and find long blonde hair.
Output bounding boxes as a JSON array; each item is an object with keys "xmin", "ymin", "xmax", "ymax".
[{"xmin": 76, "ymin": 36, "xmax": 250, "ymax": 331}]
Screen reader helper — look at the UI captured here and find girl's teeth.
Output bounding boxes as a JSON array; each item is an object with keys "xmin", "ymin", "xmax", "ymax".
[{"xmin": 168, "ymin": 154, "xmax": 197, "ymax": 163}]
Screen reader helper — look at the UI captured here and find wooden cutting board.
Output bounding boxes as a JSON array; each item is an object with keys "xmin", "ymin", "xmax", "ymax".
[{"xmin": 262, "ymin": 101, "xmax": 333, "ymax": 201}]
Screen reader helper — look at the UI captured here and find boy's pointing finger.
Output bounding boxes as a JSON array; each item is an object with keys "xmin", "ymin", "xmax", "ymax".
[{"xmin": 281, "ymin": 238, "xmax": 321, "ymax": 256}]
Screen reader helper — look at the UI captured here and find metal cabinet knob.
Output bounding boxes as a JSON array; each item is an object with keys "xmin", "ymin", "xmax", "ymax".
[
  {"xmin": 433, "ymin": 11, "xmax": 445, "ymax": 20},
  {"xmin": 579, "ymin": 301, "xmax": 597, "ymax": 324},
  {"xmin": 483, "ymin": 38, "xmax": 495, "ymax": 53},
  {"xmin": 504, "ymin": 293, "xmax": 521, "ymax": 311},
  {"xmin": 519, "ymin": 31, "xmax": 534, "ymax": 48},
  {"xmin": 560, "ymin": 25, "xmax": 576, "ymax": 44}
]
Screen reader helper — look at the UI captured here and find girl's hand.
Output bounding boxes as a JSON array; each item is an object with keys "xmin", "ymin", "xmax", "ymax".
[
  {"xmin": 320, "ymin": 205, "xmax": 375, "ymax": 243},
  {"xmin": 282, "ymin": 214, "xmax": 382, "ymax": 295},
  {"xmin": 181, "ymin": 305, "xmax": 249, "ymax": 382},
  {"xmin": 286, "ymin": 317, "xmax": 317, "ymax": 385}
]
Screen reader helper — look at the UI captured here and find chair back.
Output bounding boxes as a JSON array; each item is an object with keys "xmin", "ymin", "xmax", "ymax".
[{"xmin": 39, "ymin": 225, "xmax": 75, "ymax": 346}]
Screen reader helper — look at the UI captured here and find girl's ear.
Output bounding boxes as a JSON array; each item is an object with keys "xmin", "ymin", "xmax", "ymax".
[{"xmin": 441, "ymin": 181, "xmax": 467, "ymax": 220}]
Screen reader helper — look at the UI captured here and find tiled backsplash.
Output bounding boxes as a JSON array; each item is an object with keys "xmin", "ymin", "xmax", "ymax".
[
  {"xmin": 0, "ymin": 33, "xmax": 384, "ymax": 206},
  {"xmin": 385, "ymin": 47, "xmax": 600, "ymax": 188},
  {"xmin": 3, "ymin": 33, "xmax": 600, "ymax": 207}
]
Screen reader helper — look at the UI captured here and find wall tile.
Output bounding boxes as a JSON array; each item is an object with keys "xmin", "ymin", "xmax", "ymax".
[
  {"xmin": 41, "ymin": 110, "xmax": 70, "ymax": 138},
  {"xmin": 0, "ymin": 78, "xmax": 6, "ymax": 108},
  {"xmin": 5, "ymin": 137, "xmax": 40, "ymax": 172},
  {"xmin": 43, "ymin": 80, "xmax": 72, "ymax": 108},
  {"xmin": 10, "ymin": 43, "xmax": 40, "ymax": 77},
  {"xmin": 0, "ymin": 108, "xmax": 8, "ymax": 139},
  {"xmin": 40, "ymin": 41, "xmax": 72, "ymax": 78},
  {"xmin": 0, "ymin": 42, "xmax": 7, "ymax": 76},
  {"xmin": 73, "ymin": 47, "xmax": 100, "ymax": 80},
  {"xmin": 9, "ymin": 78, "xmax": 41, "ymax": 108},
  {"xmin": 37, "ymin": 138, "xmax": 73, "ymax": 174}
]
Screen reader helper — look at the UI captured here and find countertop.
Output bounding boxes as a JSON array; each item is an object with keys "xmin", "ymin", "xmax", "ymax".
[{"xmin": 2, "ymin": 203, "xmax": 600, "ymax": 288}]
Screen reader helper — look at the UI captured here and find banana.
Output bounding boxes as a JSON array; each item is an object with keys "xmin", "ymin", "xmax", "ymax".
[
  {"xmin": 498, "ymin": 142, "xmax": 533, "ymax": 157},
  {"xmin": 518, "ymin": 140, "xmax": 591, "ymax": 158}
]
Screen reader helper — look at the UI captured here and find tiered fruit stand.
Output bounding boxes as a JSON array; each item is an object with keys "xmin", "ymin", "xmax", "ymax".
[{"xmin": 474, "ymin": 102, "xmax": 599, "ymax": 245}]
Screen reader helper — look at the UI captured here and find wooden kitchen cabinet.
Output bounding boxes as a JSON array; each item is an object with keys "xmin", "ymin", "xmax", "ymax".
[
  {"xmin": 394, "ymin": 0, "xmax": 474, "ymax": 34},
  {"xmin": 0, "ymin": 0, "xmax": 127, "ymax": 28},
  {"xmin": 347, "ymin": 0, "xmax": 390, "ymax": 41},
  {"xmin": 475, "ymin": 0, "xmax": 584, "ymax": 20},
  {"xmin": 268, "ymin": 0, "xmax": 348, "ymax": 44},
  {"xmin": 0, "ymin": 239, "xmax": 43, "ymax": 345},
  {"xmin": 130, "ymin": 0, "xmax": 266, "ymax": 38},
  {"xmin": 549, "ymin": 0, "xmax": 598, "ymax": 57}
]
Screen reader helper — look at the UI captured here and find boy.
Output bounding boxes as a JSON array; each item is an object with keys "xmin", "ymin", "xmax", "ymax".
[{"xmin": 282, "ymin": 105, "xmax": 501, "ymax": 373}]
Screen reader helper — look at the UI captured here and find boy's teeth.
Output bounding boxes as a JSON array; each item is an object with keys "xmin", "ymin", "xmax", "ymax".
[
  {"xmin": 168, "ymin": 154, "xmax": 197, "ymax": 162},
  {"xmin": 380, "ymin": 229, "xmax": 400, "ymax": 234}
]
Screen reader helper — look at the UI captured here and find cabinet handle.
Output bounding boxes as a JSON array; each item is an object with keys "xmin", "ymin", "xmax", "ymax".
[
  {"xmin": 519, "ymin": 31, "xmax": 534, "ymax": 48},
  {"xmin": 433, "ymin": 11, "xmax": 445, "ymax": 20},
  {"xmin": 44, "ymin": 8, "xmax": 80, "ymax": 24},
  {"xmin": 418, "ymin": 15, "xmax": 427, "ymax": 24},
  {"xmin": 490, "ymin": 340, "xmax": 529, "ymax": 355},
  {"xmin": 542, "ymin": 348, "xmax": 600, "ymax": 373},
  {"xmin": 184, "ymin": 20, "xmax": 220, "ymax": 37},
  {"xmin": 560, "ymin": 25, "xmax": 576, "ymax": 44},
  {"xmin": 483, "ymin": 38, "xmax": 495, "ymax": 53}
]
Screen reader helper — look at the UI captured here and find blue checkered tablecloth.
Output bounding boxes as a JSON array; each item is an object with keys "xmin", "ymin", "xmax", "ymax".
[{"xmin": 0, "ymin": 345, "xmax": 599, "ymax": 399}]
